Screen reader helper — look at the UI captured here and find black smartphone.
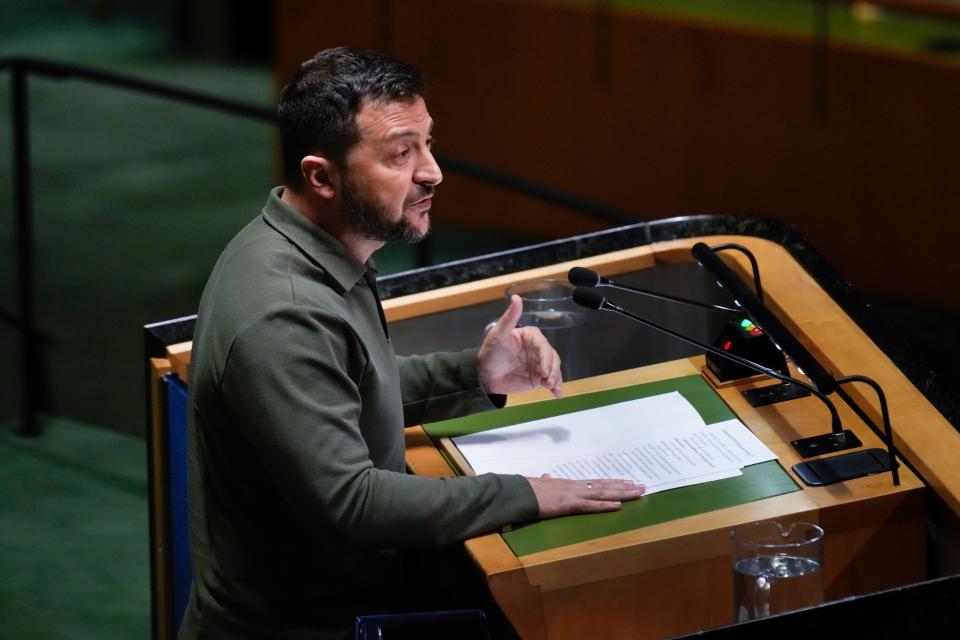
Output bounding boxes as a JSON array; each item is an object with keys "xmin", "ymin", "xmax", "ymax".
[{"xmin": 792, "ymin": 448, "xmax": 894, "ymax": 487}]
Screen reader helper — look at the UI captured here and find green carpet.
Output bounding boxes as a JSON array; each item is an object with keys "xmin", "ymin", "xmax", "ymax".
[{"xmin": 0, "ymin": 417, "xmax": 149, "ymax": 639}]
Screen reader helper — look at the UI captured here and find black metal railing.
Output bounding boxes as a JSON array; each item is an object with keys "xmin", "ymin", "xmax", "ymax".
[{"xmin": 1, "ymin": 56, "xmax": 639, "ymax": 437}]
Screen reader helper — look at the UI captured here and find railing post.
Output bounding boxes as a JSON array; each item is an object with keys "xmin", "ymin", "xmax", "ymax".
[{"xmin": 11, "ymin": 61, "xmax": 42, "ymax": 437}]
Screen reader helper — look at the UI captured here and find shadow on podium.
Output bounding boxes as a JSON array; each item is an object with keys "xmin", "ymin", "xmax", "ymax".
[{"xmin": 673, "ymin": 573, "xmax": 960, "ymax": 639}]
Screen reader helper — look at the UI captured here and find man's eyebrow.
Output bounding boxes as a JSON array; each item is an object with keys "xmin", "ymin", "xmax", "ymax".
[
  {"xmin": 386, "ymin": 130, "xmax": 418, "ymax": 142},
  {"xmin": 385, "ymin": 120, "xmax": 434, "ymax": 142}
]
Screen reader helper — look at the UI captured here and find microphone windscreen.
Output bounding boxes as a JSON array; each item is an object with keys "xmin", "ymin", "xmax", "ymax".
[
  {"xmin": 572, "ymin": 286, "xmax": 606, "ymax": 310},
  {"xmin": 568, "ymin": 266, "xmax": 601, "ymax": 287}
]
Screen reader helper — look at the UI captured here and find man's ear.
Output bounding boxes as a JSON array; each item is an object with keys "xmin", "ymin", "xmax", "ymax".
[{"xmin": 300, "ymin": 155, "xmax": 339, "ymax": 200}]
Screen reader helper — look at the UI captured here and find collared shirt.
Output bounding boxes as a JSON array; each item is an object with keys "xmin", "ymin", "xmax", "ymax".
[{"xmin": 179, "ymin": 187, "xmax": 538, "ymax": 638}]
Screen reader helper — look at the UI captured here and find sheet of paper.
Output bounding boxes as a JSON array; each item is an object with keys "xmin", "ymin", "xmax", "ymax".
[
  {"xmin": 452, "ymin": 393, "xmax": 777, "ymax": 495},
  {"xmin": 454, "ymin": 391, "xmax": 707, "ymax": 464}
]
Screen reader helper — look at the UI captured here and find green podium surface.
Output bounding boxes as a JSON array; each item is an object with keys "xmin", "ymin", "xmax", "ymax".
[{"xmin": 424, "ymin": 375, "xmax": 799, "ymax": 556}]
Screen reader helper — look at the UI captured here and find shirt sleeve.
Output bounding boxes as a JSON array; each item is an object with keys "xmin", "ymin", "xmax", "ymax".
[
  {"xmin": 396, "ymin": 349, "xmax": 504, "ymax": 426},
  {"xmin": 218, "ymin": 306, "xmax": 539, "ymax": 548}
]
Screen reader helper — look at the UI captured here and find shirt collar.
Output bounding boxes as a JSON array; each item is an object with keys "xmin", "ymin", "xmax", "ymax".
[{"xmin": 261, "ymin": 186, "xmax": 377, "ymax": 292}]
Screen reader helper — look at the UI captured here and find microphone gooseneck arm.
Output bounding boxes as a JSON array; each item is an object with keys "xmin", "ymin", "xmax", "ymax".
[
  {"xmin": 604, "ymin": 281, "xmax": 743, "ymax": 315},
  {"xmin": 572, "ymin": 286, "xmax": 843, "ymax": 434},
  {"xmin": 567, "ymin": 266, "xmax": 742, "ymax": 315},
  {"xmin": 692, "ymin": 242, "xmax": 838, "ymax": 394},
  {"xmin": 834, "ymin": 375, "xmax": 900, "ymax": 485},
  {"xmin": 708, "ymin": 242, "xmax": 764, "ymax": 302}
]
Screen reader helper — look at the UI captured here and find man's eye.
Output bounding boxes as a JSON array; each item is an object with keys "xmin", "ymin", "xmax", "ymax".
[{"xmin": 396, "ymin": 148, "xmax": 410, "ymax": 159}]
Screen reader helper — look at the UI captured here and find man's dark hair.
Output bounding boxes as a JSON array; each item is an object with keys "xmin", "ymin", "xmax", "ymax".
[{"xmin": 278, "ymin": 47, "xmax": 425, "ymax": 188}]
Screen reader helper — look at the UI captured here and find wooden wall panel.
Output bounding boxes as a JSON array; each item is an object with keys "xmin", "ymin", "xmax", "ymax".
[{"xmin": 275, "ymin": 0, "xmax": 960, "ymax": 310}]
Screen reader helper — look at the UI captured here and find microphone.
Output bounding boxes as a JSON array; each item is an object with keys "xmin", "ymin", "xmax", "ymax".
[
  {"xmin": 569, "ymin": 266, "xmax": 604, "ymax": 288},
  {"xmin": 572, "ymin": 285, "xmax": 848, "ymax": 447},
  {"xmin": 571, "ymin": 285, "xmax": 606, "ymax": 309},
  {"xmin": 568, "ymin": 266, "xmax": 742, "ymax": 315},
  {"xmin": 572, "ymin": 265, "xmax": 792, "ymax": 390},
  {"xmin": 691, "ymin": 243, "xmax": 837, "ymax": 394}
]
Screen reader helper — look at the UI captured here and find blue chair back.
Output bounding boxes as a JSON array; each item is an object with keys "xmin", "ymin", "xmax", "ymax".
[{"xmin": 162, "ymin": 373, "xmax": 192, "ymax": 633}]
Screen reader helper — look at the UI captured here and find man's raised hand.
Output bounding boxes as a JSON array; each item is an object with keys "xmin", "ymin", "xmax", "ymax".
[{"xmin": 477, "ymin": 295, "xmax": 564, "ymax": 398}]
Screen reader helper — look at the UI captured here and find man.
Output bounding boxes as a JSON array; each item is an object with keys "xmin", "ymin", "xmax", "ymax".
[{"xmin": 179, "ymin": 47, "xmax": 644, "ymax": 639}]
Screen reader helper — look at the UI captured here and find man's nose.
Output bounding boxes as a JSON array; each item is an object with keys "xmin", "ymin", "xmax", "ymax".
[{"xmin": 415, "ymin": 149, "xmax": 443, "ymax": 186}]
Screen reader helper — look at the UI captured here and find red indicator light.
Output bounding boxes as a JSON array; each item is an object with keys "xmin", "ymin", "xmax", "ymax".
[{"xmin": 723, "ymin": 340, "xmax": 733, "ymax": 351}]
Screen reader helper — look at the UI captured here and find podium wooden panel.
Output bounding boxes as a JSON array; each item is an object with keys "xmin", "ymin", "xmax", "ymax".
[{"xmin": 391, "ymin": 235, "xmax": 954, "ymax": 639}]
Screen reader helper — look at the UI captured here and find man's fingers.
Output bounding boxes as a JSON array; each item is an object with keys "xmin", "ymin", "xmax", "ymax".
[
  {"xmin": 528, "ymin": 476, "xmax": 645, "ymax": 519},
  {"xmin": 573, "ymin": 499, "xmax": 623, "ymax": 513},
  {"xmin": 571, "ymin": 478, "xmax": 646, "ymax": 513},
  {"xmin": 490, "ymin": 294, "xmax": 523, "ymax": 339},
  {"xmin": 545, "ymin": 348, "xmax": 563, "ymax": 398},
  {"xmin": 521, "ymin": 326, "xmax": 564, "ymax": 397},
  {"xmin": 544, "ymin": 355, "xmax": 563, "ymax": 398},
  {"xmin": 586, "ymin": 479, "xmax": 646, "ymax": 501}
]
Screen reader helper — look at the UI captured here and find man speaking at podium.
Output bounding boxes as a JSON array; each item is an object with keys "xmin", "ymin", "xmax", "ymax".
[{"xmin": 179, "ymin": 47, "xmax": 644, "ymax": 639}]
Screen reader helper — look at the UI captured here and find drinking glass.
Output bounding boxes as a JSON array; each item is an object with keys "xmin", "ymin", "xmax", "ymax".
[{"xmin": 731, "ymin": 520, "xmax": 824, "ymax": 622}]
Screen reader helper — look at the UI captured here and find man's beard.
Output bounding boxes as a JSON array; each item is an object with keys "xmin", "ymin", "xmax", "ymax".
[{"xmin": 341, "ymin": 173, "xmax": 432, "ymax": 244}]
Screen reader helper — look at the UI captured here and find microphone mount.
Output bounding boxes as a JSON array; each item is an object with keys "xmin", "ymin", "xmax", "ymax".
[
  {"xmin": 569, "ymin": 266, "xmax": 805, "ymax": 407},
  {"xmin": 572, "ymin": 286, "xmax": 853, "ymax": 452},
  {"xmin": 689, "ymin": 243, "xmax": 899, "ymax": 485}
]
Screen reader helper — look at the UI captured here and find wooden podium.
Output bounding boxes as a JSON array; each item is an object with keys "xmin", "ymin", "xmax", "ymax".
[
  {"xmin": 145, "ymin": 230, "xmax": 960, "ymax": 639},
  {"xmin": 385, "ymin": 235, "xmax": 957, "ymax": 639}
]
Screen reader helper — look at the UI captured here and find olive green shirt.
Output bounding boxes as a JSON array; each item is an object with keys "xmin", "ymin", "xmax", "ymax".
[{"xmin": 179, "ymin": 188, "xmax": 538, "ymax": 637}]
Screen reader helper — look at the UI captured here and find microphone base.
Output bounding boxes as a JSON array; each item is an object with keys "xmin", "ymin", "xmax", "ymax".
[
  {"xmin": 701, "ymin": 368, "xmax": 811, "ymax": 408},
  {"xmin": 743, "ymin": 381, "xmax": 811, "ymax": 407},
  {"xmin": 791, "ymin": 429, "xmax": 862, "ymax": 458}
]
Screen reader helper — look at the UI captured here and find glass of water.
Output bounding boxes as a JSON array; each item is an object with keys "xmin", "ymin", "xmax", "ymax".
[
  {"xmin": 731, "ymin": 520, "xmax": 824, "ymax": 622},
  {"xmin": 504, "ymin": 278, "xmax": 587, "ymax": 380}
]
